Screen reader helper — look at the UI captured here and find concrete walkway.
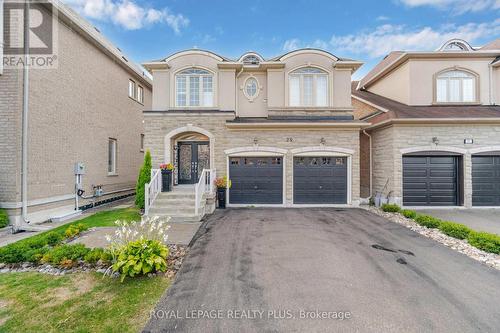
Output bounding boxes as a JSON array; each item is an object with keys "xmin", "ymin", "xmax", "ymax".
[
  {"xmin": 0, "ymin": 197, "xmax": 134, "ymax": 247},
  {"xmin": 71, "ymin": 222, "xmax": 201, "ymax": 248},
  {"xmin": 417, "ymin": 209, "xmax": 500, "ymax": 235}
]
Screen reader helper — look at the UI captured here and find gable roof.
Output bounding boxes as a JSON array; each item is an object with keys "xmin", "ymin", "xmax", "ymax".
[
  {"xmin": 480, "ymin": 38, "xmax": 500, "ymax": 50},
  {"xmin": 357, "ymin": 51, "xmax": 404, "ymax": 89}
]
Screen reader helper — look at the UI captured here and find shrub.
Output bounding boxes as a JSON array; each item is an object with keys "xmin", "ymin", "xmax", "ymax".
[
  {"xmin": 45, "ymin": 232, "xmax": 64, "ymax": 246},
  {"xmin": 0, "ymin": 209, "xmax": 9, "ymax": 228},
  {"xmin": 414, "ymin": 214, "xmax": 442, "ymax": 229},
  {"xmin": 381, "ymin": 203, "xmax": 401, "ymax": 213},
  {"xmin": 438, "ymin": 222, "xmax": 472, "ymax": 240},
  {"xmin": 106, "ymin": 216, "xmax": 171, "ymax": 281},
  {"xmin": 112, "ymin": 239, "xmax": 169, "ymax": 282},
  {"xmin": 401, "ymin": 209, "xmax": 417, "ymax": 219},
  {"xmin": 41, "ymin": 244, "xmax": 90, "ymax": 266},
  {"xmin": 84, "ymin": 248, "xmax": 111, "ymax": 264},
  {"xmin": 135, "ymin": 150, "xmax": 152, "ymax": 210},
  {"xmin": 468, "ymin": 231, "xmax": 500, "ymax": 254},
  {"xmin": 64, "ymin": 223, "xmax": 88, "ymax": 238}
]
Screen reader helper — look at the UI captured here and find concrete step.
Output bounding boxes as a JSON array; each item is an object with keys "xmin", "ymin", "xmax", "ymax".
[
  {"xmin": 149, "ymin": 206, "xmax": 197, "ymax": 215},
  {"xmin": 153, "ymin": 197, "xmax": 196, "ymax": 205},
  {"xmin": 156, "ymin": 192, "xmax": 196, "ymax": 199}
]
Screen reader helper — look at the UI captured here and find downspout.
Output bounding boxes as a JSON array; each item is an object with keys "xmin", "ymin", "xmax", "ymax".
[
  {"xmin": 488, "ymin": 63, "xmax": 494, "ymax": 105},
  {"xmin": 235, "ymin": 66, "xmax": 244, "ymax": 114},
  {"xmin": 362, "ymin": 130, "xmax": 372, "ymax": 199},
  {"xmin": 20, "ymin": 0, "xmax": 30, "ymax": 227}
]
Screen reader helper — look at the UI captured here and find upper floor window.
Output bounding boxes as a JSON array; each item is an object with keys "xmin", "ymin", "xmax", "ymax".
[
  {"xmin": 137, "ymin": 85, "xmax": 144, "ymax": 104},
  {"xmin": 175, "ymin": 68, "xmax": 213, "ymax": 107},
  {"xmin": 289, "ymin": 67, "xmax": 328, "ymax": 107},
  {"xmin": 436, "ymin": 70, "xmax": 477, "ymax": 103},
  {"xmin": 129, "ymin": 80, "xmax": 136, "ymax": 99}
]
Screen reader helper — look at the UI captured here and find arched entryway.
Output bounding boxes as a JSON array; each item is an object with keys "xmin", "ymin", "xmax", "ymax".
[{"xmin": 164, "ymin": 126, "xmax": 215, "ymax": 185}]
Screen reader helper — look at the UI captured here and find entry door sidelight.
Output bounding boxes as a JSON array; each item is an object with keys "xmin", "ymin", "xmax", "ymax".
[{"xmin": 177, "ymin": 142, "xmax": 210, "ymax": 184}]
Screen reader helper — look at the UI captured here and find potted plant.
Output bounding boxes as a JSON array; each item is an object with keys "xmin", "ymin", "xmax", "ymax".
[
  {"xmin": 214, "ymin": 176, "xmax": 231, "ymax": 209},
  {"xmin": 159, "ymin": 163, "xmax": 174, "ymax": 192}
]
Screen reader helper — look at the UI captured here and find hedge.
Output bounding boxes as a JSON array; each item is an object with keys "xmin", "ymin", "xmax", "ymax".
[
  {"xmin": 438, "ymin": 222, "xmax": 472, "ymax": 240},
  {"xmin": 0, "ymin": 209, "xmax": 9, "ymax": 228},
  {"xmin": 414, "ymin": 214, "xmax": 441, "ymax": 229},
  {"xmin": 467, "ymin": 232, "xmax": 500, "ymax": 254},
  {"xmin": 381, "ymin": 203, "xmax": 401, "ymax": 213},
  {"xmin": 401, "ymin": 209, "xmax": 417, "ymax": 219}
]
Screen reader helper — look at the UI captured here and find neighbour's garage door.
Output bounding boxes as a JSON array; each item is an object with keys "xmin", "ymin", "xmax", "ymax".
[
  {"xmin": 472, "ymin": 155, "xmax": 500, "ymax": 206},
  {"xmin": 403, "ymin": 156, "xmax": 458, "ymax": 206},
  {"xmin": 229, "ymin": 157, "xmax": 283, "ymax": 204},
  {"xmin": 293, "ymin": 156, "xmax": 347, "ymax": 204}
]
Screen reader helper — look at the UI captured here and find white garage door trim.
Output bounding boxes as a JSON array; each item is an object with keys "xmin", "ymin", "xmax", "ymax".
[
  {"xmin": 225, "ymin": 147, "xmax": 286, "ymax": 207},
  {"xmin": 291, "ymin": 146, "xmax": 353, "ymax": 207}
]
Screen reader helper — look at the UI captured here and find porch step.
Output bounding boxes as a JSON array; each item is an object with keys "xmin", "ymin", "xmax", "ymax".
[
  {"xmin": 148, "ymin": 206, "xmax": 197, "ymax": 216},
  {"xmin": 148, "ymin": 186, "xmax": 210, "ymax": 223}
]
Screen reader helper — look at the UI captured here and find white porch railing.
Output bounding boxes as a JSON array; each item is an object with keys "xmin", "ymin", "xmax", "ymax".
[
  {"xmin": 145, "ymin": 168, "xmax": 161, "ymax": 216},
  {"xmin": 195, "ymin": 169, "xmax": 216, "ymax": 216}
]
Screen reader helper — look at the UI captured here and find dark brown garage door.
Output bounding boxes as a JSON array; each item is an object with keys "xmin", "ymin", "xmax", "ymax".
[
  {"xmin": 472, "ymin": 155, "xmax": 500, "ymax": 206},
  {"xmin": 293, "ymin": 156, "xmax": 347, "ymax": 204},
  {"xmin": 229, "ymin": 157, "xmax": 283, "ymax": 204},
  {"xmin": 403, "ymin": 156, "xmax": 459, "ymax": 206}
]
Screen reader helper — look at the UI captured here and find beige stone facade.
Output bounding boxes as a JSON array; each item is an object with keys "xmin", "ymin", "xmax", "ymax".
[
  {"xmin": 0, "ymin": 3, "xmax": 152, "ymax": 224},
  {"xmin": 368, "ymin": 123, "xmax": 500, "ymax": 207},
  {"xmin": 144, "ymin": 113, "xmax": 362, "ymax": 206}
]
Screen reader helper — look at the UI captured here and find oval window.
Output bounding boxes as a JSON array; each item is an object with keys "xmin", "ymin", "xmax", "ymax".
[{"xmin": 244, "ymin": 77, "xmax": 258, "ymax": 99}]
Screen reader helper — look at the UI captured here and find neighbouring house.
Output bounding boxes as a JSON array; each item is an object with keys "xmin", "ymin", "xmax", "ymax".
[
  {"xmin": 142, "ymin": 49, "xmax": 366, "ymax": 220},
  {"xmin": 353, "ymin": 38, "xmax": 500, "ymax": 208},
  {"xmin": 0, "ymin": 2, "xmax": 152, "ymax": 229}
]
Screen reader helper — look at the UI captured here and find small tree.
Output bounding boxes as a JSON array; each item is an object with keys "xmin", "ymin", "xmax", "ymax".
[{"xmin": 135, "ymin": 150, "xmax": 152, "ymax": 209}]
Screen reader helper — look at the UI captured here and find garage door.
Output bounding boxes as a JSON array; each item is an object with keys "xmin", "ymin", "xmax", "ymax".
[
  {"xmin": 472, "ymin": 155, "xmax": 500, "ymax": 206},
  {"xmin": 293, "ymin": 156, "xmax": 347, "ymax": 204},
  {"xmin": 403, "ymin": 156, "xmax": 458, "ymax": 206},
  {"xmin": 229, "ymin": 157, "xmax": 283, "ymax": 204}
]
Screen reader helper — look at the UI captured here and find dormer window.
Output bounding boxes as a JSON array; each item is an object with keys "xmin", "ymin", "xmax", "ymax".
[
  {"xmin": 175, "ymin": 68, "xmax": 213, "ymax": 107},
  {"xmin": 435, "ymin": 69, "xmax": 477, "ymax": 103},
  {"xmin": 289, "ymin": 67, "xmax": 328, "ymax": 107},
  {"xmin": 242, "ymin": 55, "xmax": 260, "ymax": 65}
]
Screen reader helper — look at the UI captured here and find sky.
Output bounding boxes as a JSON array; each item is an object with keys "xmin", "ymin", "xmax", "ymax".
[{"xmin": 64, "ymin": 0, "xmax": 500, "ymax": 80}]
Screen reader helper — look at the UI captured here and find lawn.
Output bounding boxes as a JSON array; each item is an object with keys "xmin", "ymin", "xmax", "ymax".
[{"xmin": 0, "ymin": 272, "xmax": 169, "ymax": 333}]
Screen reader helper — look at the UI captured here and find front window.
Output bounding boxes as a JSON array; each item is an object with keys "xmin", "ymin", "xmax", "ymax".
[
  {"xmin": 175, "ymin": 68, "xmax": 213, "ymax": 107},
  {"xmin": 436, "ymin": 70, "xmax": 477, "ymax": 103},
  {"xmin": 108, "ymin": 138, "xmax": 117, "ymax": 174},
  {"xmin": 289, "ymin": 67, "xmax": 328, "ymax": 107},
  {"xmin": 137, "ymin": 85, "xmax": 144, "ymax": 104}
]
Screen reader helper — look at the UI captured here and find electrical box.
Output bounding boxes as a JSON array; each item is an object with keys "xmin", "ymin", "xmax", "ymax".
[{"xmin": 74, "ymin": 162, "xmax": 86, "ymax": 175}]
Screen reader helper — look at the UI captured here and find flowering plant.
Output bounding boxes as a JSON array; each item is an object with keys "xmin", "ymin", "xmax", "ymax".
[
  {"xmin": 160, "ymin": 163, "xmax": 174, "ymax": 171},
  {"xmin": 214, "ymin": 176, "xmax": 232, "ymax": 189},
  {"xmin": 105, "ymin": 216, "xmax": 171, "ymax": 281}
]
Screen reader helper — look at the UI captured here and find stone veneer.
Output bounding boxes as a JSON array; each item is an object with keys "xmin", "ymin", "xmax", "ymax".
[
  {"xmin": 144, "ymin": 112, "xmax": 361, "ymax": 206},
  {"xmin": 369, "ymin": 123, "xmax": 500, "ymax": 207}
]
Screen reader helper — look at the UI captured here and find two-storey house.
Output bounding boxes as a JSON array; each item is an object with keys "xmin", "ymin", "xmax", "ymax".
[
  {"xmin": 353, "ymin": 38, "xmax": 500, "ymax": 208},
  {"xmin": 142, "ymin": 49, "xmax": 366, "ymax": 219}
]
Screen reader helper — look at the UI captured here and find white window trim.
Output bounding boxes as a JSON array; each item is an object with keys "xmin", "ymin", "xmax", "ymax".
[
  {"xmin": 175, "ymin": 68, "xmax": 214, "ymax": 107},
  {"xmin": 129, "ymin": 80, "xmax": 136, "ymax": 99},
  {"xmin": 288, "ymin": 67, "xmax": 329, "ymax": 107},
  {"xmin": 108, "ymin": 138, "xmax": 117, "ymax": 175},
  {"xmin": 137, "ymin": 85, "xmax": 144, "ymax": 104},
  {"xmin": 242, "ymin": 75, "xmax": 261, "ymax": 102},
  {"xmin": 433, "ymin": 68, "xmax": 479, "ymax": 104}
]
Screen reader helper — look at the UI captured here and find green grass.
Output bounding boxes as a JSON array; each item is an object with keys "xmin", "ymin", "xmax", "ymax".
[
  {"xmin": 4, "ymin": 208, "xmax": 140, "ymax": 249},
  {"xmin": 0, "ymin": 272, "xmax": 169, "ymax": 333}
]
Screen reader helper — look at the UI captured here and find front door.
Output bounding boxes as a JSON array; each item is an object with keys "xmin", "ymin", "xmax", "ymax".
[{"xmin": 177, "ymin": 142, "xmax": 210, "ymax": 184}]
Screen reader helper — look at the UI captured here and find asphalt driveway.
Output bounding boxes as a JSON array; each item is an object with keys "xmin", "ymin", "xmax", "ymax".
[{"xmin": 144, "ymin": 208, "xmax": 500, "ymax": 333}]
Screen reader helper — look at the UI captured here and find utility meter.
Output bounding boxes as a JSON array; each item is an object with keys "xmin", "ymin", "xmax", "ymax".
[{"xmin": 74, "ymin": 162, "xmax": 86, "ymax": 175}]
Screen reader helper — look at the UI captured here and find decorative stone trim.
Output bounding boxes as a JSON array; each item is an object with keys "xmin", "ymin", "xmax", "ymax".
[
  {"xmin": 400, "ymin": 146, "xmax": 468, "ymax": 155},
  {"xmin": 469, "ymin": 146, "xmax": 500, "ymax": 154},
  {"xmin": 291, "ymin": 146, "xmax": 355, "ymax": 155},
  {"xmin": 224, "ymin": 146, "xmax": 288, "ymax": 156},
  {"xmin": 164, "ymin": 125, "xmax": 215, "ymax": 167}
]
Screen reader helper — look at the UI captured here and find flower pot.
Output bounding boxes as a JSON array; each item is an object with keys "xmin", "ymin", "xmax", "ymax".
[
  {"xmin": 217, "ymin": 187, "xmax": 226, "ymax": 209},
  {"xmin": 161, "ymin": 169, "xmax": 172, "ymax": 192}
]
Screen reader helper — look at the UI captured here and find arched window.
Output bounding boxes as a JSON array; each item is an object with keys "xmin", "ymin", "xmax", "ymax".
[
  {"xmin": 175, "ymin": 68, "xmax": 213, "ymax": 107},
  {"xmin": 436, "ymin": 70, "xmax": 477, "ymax": 103},
  {"xmin": 289, "ymin": 67, "xmax": 328, "ymax": 107}
]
